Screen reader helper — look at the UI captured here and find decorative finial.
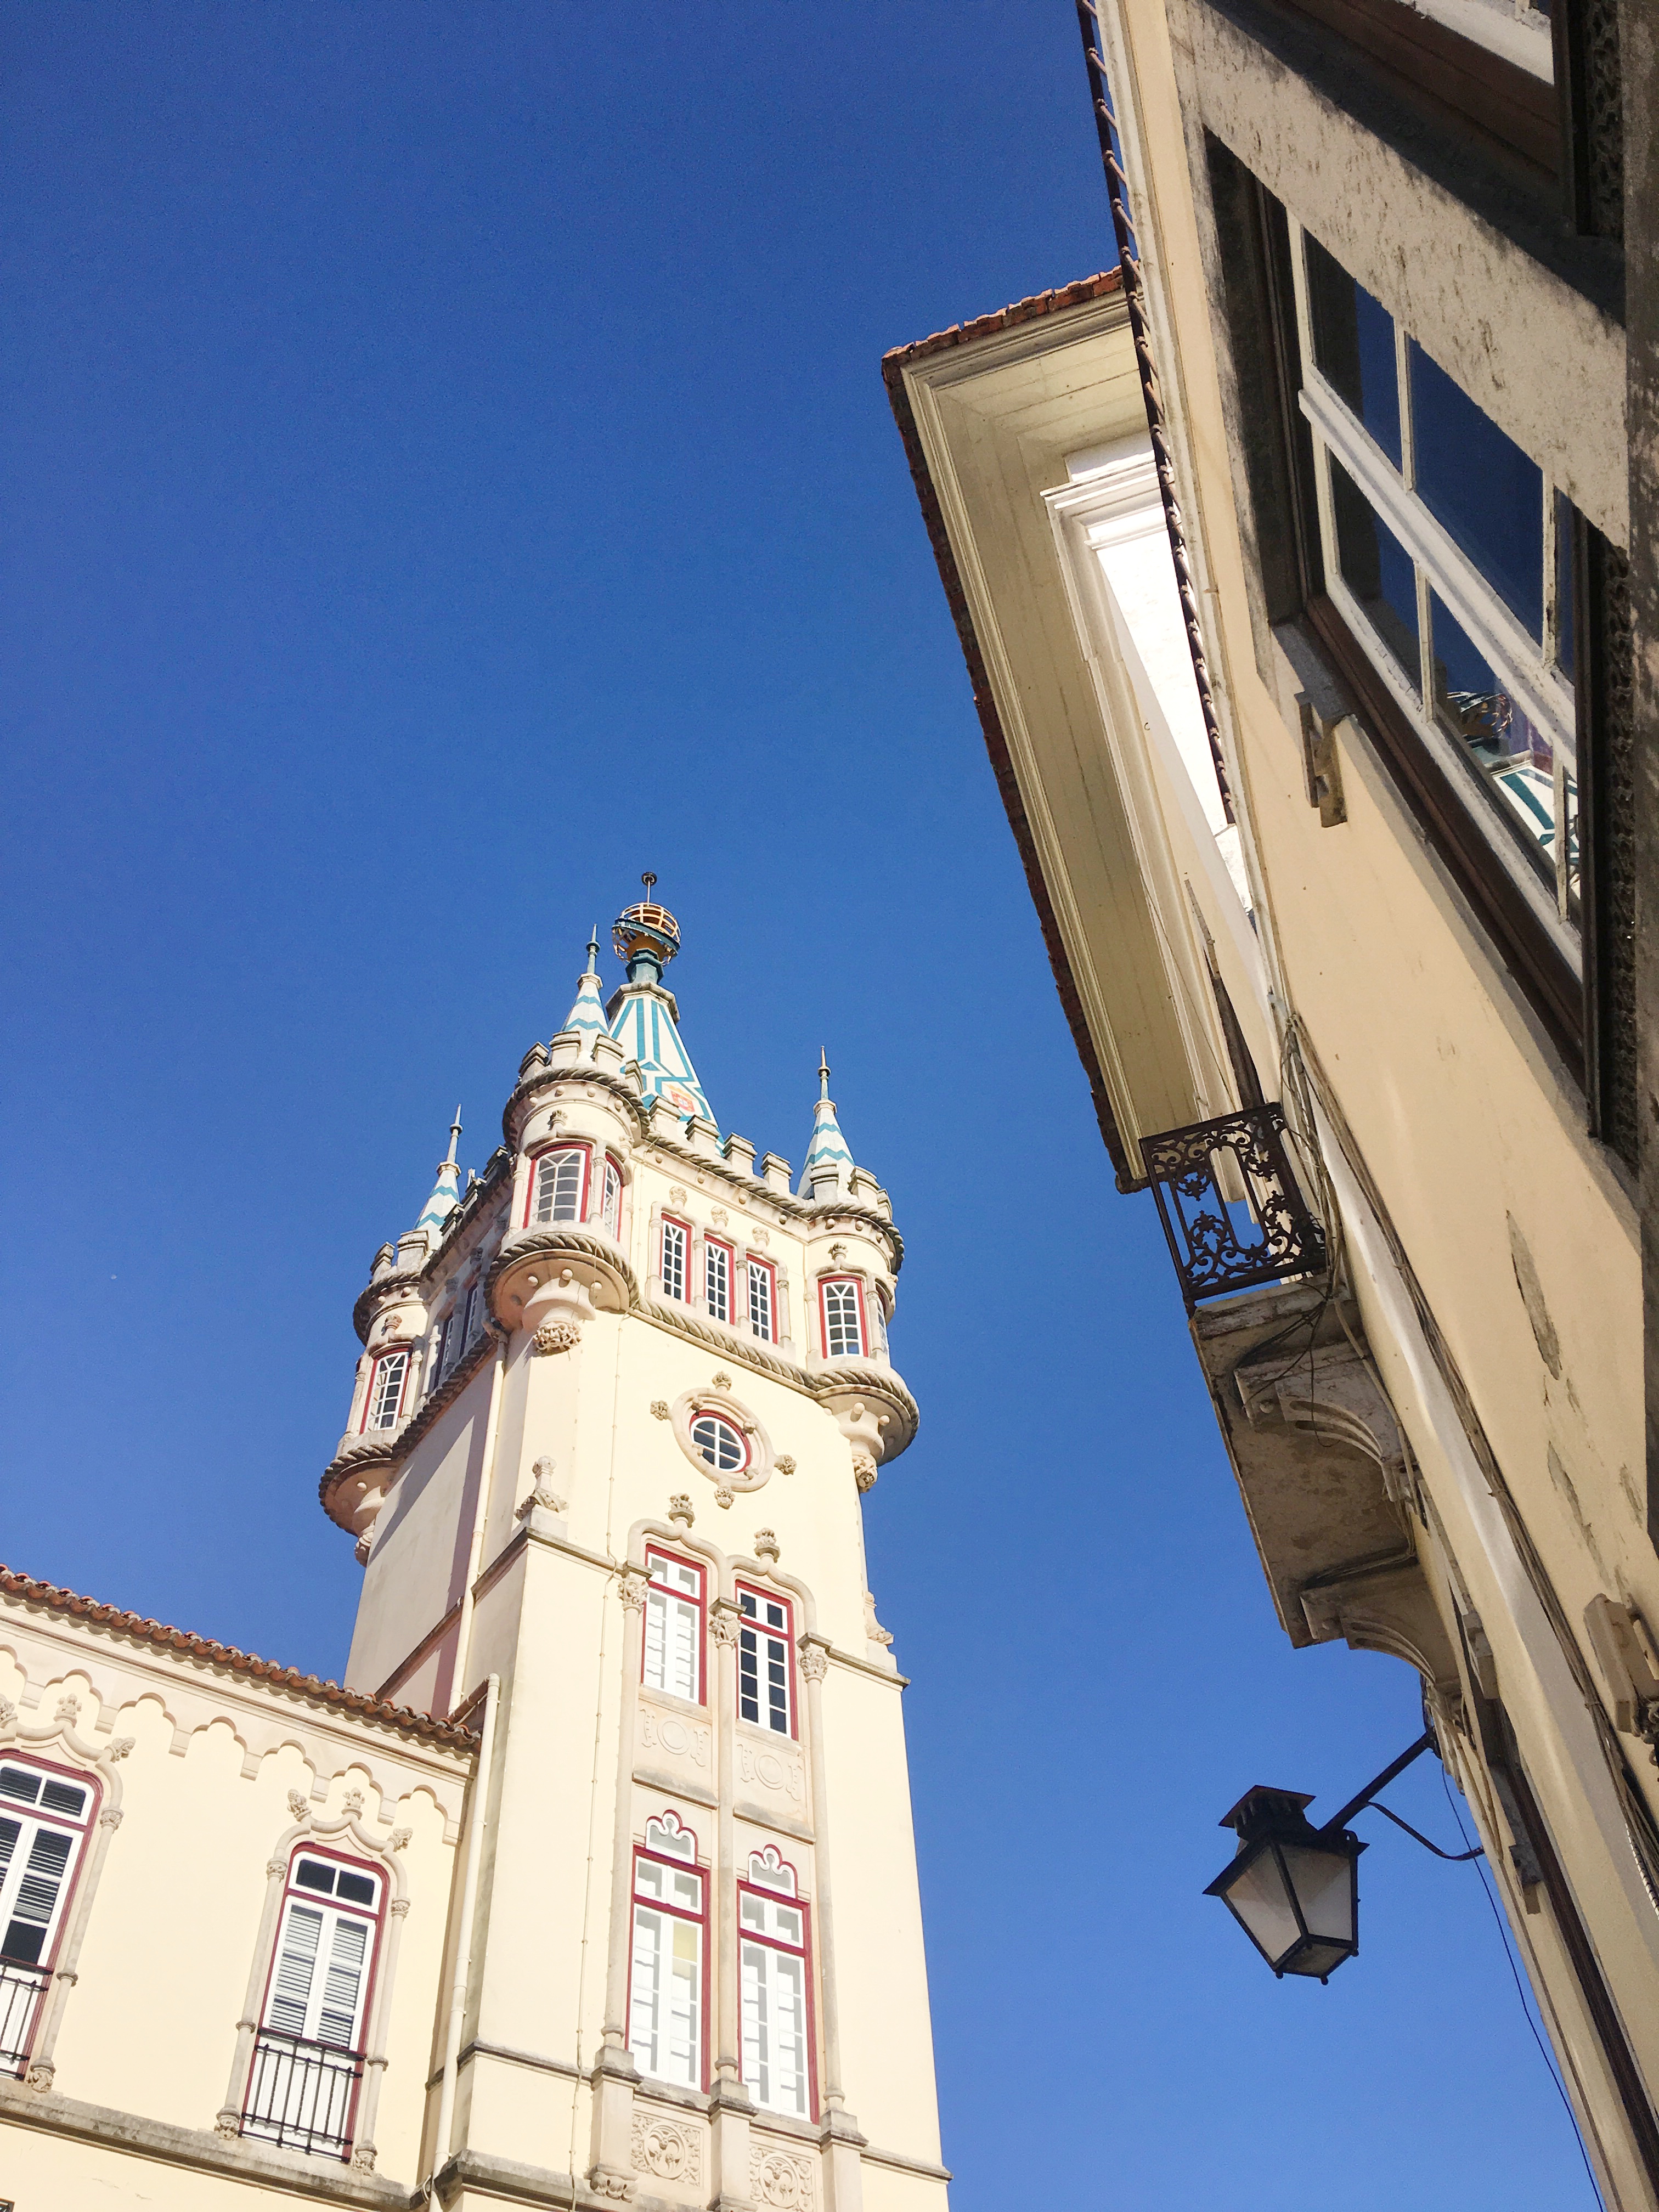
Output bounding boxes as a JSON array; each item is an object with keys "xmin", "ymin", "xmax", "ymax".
[
  {"xmin": 819, "ymin": 1049, "xmax": 831, "ymax": 1101},
  {"xmin": 642, "ymin": 871, "xmax": 657, "ymax": 893},
  {"xmin": 585, "ymin": 928, "xmax": 599, "ymax": 975},
  {"xmin": 443, "ymin": 1108, "xmax": 462, "ymax": 1169}
]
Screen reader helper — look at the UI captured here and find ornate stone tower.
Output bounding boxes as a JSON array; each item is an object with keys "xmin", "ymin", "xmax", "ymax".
[{"xmin": 320, "ymin": 887, "xmax": 946, "ymax": 2212}]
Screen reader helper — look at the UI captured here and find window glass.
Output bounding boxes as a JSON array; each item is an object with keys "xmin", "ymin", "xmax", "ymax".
[
  {"xmin": 706, "ymin": 1242, "xmax": 730, "ymax": 1323},
  {"xmin": 1305, "ymin": 236, "xmax": 1401, "ymax": 468},
  {"xmin": 644, "ymin": 1553, "xmax": 702, "ymax": 1702},
  {"xmin": 662, "ymin": 1222, "xmax": 687, "ymax": 1303},
  {"xmin": 741, "ymin": 1931, "xmax": 809, "ymax": 2116},
  {"xmin": 821, "ymin": 1280, "xmax": 864, "ymax": 1359},
  {"xmin": 691, "ymin": 1413, "xmax": 745, "ymax": 1472},
  {"xmin": 738, "ymin": 1590, "xmax": 792, "ymax": 1735},
  {"xmin": 747, "ymin": 1261, "xmax": 774, "ymax": 1343},
  {"xmin": 1554, "ymin": 490, "xmax": 1576, "ymax": 684},
  {"xmin": 1330, "ymin": 460, "xmax": 1419, "ymax": 682},
  {"xmin": 602, "ymin": 1159, "xmax": 622, "ymax": 1239},
  {"xmin": 533, "ymin": 1147, "xmax": 585, "ymax": 1226},
  {"xmin": 1409, "ymin": 342, "xmax": 1543, "ymax": 639},
  {"xmin": 368, "ymin": 1352, "xmax": 408, "ymax": 1431},
  {"xmin": 1430, "ymin": 592, "xmax": 1573, "ymax": 885}
]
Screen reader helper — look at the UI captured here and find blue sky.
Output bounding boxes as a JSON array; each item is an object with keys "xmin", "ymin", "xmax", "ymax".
[{"xmin": 1, "ymin": 5, "xmax": 1591, "ymax": 2203}]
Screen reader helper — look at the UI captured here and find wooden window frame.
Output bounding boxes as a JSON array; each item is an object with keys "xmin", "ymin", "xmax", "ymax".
[
  {"xmin": 524, "ymin": 1142, "xmax": 592, "ymax": 1230},
  {"xmin": 818, "ymin": 1277, "xmax": 866, "ymax": 1362},
  {"xmin": 642, "ymin": 1549, "xmax": 706, "ymax": 1707},
  {"xmin": 626, "ymin": 1820, "xmax": 709, "ymax": 2092},
  {"xmin": 737, "ymin": 1857, "xmax": 816, "ymax": 2120},
  {"xmin": 736, "ymin": 1584, "xmax": 796, "ymax": 1741}
]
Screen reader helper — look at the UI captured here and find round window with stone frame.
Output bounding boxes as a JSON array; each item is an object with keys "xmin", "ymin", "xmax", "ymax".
[{"xmin": 668, "ymin": 1387, "xmax": 774, "ymax": 1496}]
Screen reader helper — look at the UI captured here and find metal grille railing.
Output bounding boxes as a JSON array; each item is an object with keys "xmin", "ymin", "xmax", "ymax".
[
  {"xmin": 242, "ymin": 2029, "xmax": 362, "ymax": 2158},
  {"xmin": 1142, "ymin": 1105, "xmax": 1327, "ymax": 1310},
  {"xmin": 0, "ymin": 1960, "xmax": 48, "ymax": 2074}
]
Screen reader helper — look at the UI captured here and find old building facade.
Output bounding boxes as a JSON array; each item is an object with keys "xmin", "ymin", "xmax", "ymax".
[
  {"xmin": 0, "ymin": 893, "xmax": 947, "ymax": 2212},
  {"xmin": 885, "ymin": 2, "xmax": 1658, "ymax": 2201}
]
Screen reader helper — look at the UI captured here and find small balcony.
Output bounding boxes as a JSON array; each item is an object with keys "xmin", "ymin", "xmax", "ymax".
[
  {"xmin": 0, "ymin": 1958, "xmax": 48, "ymax": 2075},
  {"xmin": 1140, "ymin": 1104, "xmax": 1327, "ymax": 1311},
  {"xmin": 242, "ymin": 2028, "xmax": 363, "ymax": 2160}
]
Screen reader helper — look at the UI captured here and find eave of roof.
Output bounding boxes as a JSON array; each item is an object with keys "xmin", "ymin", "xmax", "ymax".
[
  {"xmin": 0, "ymin": 1566, "xmax": 478, "ymax": 1753},
  {"xmin": 882, "ymin": 272, "xmax": 1137, "ymax": 1189}
]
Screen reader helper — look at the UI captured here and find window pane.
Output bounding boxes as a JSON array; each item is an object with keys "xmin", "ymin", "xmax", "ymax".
[
  {"xmin": 1554, "ymin": 490, "xmax": 1576, "ymax": 684},
  {"xmin": 1430, "ymin": 592, "xmax": 1573, "ymax": 893},
  {"xmin": 1409, "ymin": 342, "xmax": 1543, "ymax": 639},
  {"xmin": 1305, "ymin": 235, "xmax": 1401, "ymax": 467},
  {"xmin": 1330, "ymin": 459, "xmax": 1420, "ymax": 684}
]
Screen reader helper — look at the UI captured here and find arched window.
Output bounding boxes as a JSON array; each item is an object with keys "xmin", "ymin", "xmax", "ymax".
[
  {"xmin": 630, "ymin": 1816, "xmax": 704, "ymax": 2089},
  {"xmin": 602, "ymin": 1158, "xmax": 623, "ymax": 1239},
  {"xmin": 747, "ymin": 1259, "xmax": 776, "ymax": 1344},
  {"xmin": 690, "ymin": 1412, "xmax": 747, "ymax": 1475},
  {"xmin": 643, "ymin": 1551, "xmax": 704, "ymax": 1704},
  {"xmin": 242, "ymin": 1852, "xmax": 384, "ymax": 2158},
  {"xmin": 363, "ymin": 1352, "xmax": 408, "ymax": 1432},
  {"xmin": 661, "ymin": 1219, "xmax": 688, "ymax": 1302},
  {"xmin": 739, "ymin": 1859, "xmax": 811, "ymax": 2117},
  {"xmin": 737, "ymin": 1586, "xmax": 793, "ymax": 1737},
  {"xmin": 529, "ymin": 1145, "xmax": 588, "ymax": 1227},
  {"xmin": 705, "ymin": 1239, "xmax": 732, "ymax": 1323},
  {"xmin": 0, "ymin": 1758, "xmax": 95, "ymax": 2076},
  {"xmin": 819, "ymin": 1278, "xmax": 864, "ymax": 1360}
]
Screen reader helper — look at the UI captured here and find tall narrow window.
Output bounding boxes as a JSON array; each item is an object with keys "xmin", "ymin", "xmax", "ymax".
[
  {"xmin": 705, "ymin": 1240, "xmax": 732, "ymax": 1323},
  {"xmin": 424, "ymin": 1316, "xmax": 449, "ymax": 1397},
  {"xmin": 629, "ymin": 1819, "xmax": 704, "ymax": 2089},
  {"xmin": 463, "ymin": 1282, "xmax": 484, "ymax": 1346},
  {"xmin": 738, "ymin": 1588, "xmax": 793, "ymax": 1736},
  {"xmin": 747, "ymin": 1259, "xmax": 775, "ymax": 1344},
  {"xmin": 819, "ymin": 1279, "xmax": 864, "ymax": 1360},
  {"xmin": 364, "ymin": 1352, "xmax": 408, "ymax": 1432},
  {"xmin": 739, "ymin": 1855, "xmax": 811, "ymax": 2118},
  {"xmin": 0, "ymin": 1760, "xmax": 93, "ymax": 2077},
  {"xmin": 244, "ymin": 1854, "xmax": 382, "ymax": 2159},
  {"xmin": 661, "ymin": 1220, "xmax": 687, "ymax": 1303},
  {"xmin": 529, "ymin": 1145, "xmax": 588, "ymax": 1227},
  {"xmin": 643, "ymin": 1551, "xmax": 704, "ymax": 1703},
  {"xmin": 602, "ymin": 1158, "xmax": 623, "ymax": 1240}
]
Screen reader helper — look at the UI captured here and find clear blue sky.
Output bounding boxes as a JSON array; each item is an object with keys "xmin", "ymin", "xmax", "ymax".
[{"xmin": 1, "ymin": 6, "xmax": 1590, "ymax": 2204}]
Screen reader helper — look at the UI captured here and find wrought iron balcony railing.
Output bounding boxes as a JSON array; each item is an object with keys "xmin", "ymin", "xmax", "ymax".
[
  {"xmin": 242, "ymin": 2028, "xmax": 363, "ymax": 2159},
  {"xmin": 0, "ymin": 1959, "xmax": 48, "ymax": 2074},
  {"xmin": 1141, "ymin": 1105, "xmax": 1328, "ymax": 1311}
]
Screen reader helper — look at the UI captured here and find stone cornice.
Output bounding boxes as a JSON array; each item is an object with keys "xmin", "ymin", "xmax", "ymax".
[
  {"xmin": 500, "ymin": 1060, "xmax": 652, "ymax": 1149},
  {"xmin": 636, "ymin": 1128, "xmax": 906, "ymax": 1274},
  {"xmin": 352, "ymin": 1177, "xmax": 512, "ymax": 1344},
  {"xmin": 0, "ymin": 1567, "xmax": 478, "ymax": 1753}
]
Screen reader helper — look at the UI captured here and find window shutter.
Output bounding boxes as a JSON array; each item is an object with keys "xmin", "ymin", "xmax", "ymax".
[{"xmin": 264, "ymin": 1892, "xmax": 376, "ymax": 2051}]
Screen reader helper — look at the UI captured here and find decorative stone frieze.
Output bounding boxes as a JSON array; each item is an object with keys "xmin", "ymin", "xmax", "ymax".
[
  {"xmin": 632, "ymin": 2111, "xmax": 703, "ymax": 2186},
  {"xmin": 752, "ymin": 2142, "xmax": 815, "ymax": 2209}
]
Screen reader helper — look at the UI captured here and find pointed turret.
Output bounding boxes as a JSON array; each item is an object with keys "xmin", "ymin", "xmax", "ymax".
[
  {"xmin": 557, "ymin": 929, "xmax": 609, "ymax": 1056},
  {"xmin": 606, "ymin": 875, "xmax": 713, "ymax": 1125},
  {"xmin": 799, "ymin": 1050, "xmax": 856, "ymax": 1199},
  {"xmin": 413, "ymin": 1108, "xmax": 464, "ymax": 1235}
]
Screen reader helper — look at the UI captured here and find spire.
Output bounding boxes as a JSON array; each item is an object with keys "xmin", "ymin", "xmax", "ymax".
[
  {"xmin": 556, "ymin": 928, "xmax": 609, "ymax": 1055},
  {"xmin": 606, "ymin": 876, "xmax": 714, "ymax": 1125},
  {"xmin": 414, "ymin": 1107, "xmax": 465, "ymax": 1234},
  {"xmin": 799, "ymin": 1050, "xmax": 855, "ymax": 1198}
]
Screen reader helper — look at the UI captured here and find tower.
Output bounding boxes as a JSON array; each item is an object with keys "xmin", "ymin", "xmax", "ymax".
[{"xmin": 320, "ymin": 888, "xmax": 945, "ymax": 2211}]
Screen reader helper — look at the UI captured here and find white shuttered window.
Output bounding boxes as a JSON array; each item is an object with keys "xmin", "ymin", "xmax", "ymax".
[
  {"xmin": 740, "ymin": 1879, "xmax": 810, "ymax": 2117},
  {"xmin": 0, "ymin": 1763, "xmax": 89, "ymax": 1969},
  {"xmin": 263, "ymin": 1858, "xmax": 381, "ymax": 2050},
  {"xmin": 629, "ymin": 1842, "xmax": 703, "ymax": 2089},
  {"xmin": 643, "ymin": 1553, "xmax": 703, "ymax": 1702}
]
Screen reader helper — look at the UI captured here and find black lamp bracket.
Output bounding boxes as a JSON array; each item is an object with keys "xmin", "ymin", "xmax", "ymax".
[{"xmin": 1319, "ymin": 1730, "xmax": 1482, "ymax": 1861}]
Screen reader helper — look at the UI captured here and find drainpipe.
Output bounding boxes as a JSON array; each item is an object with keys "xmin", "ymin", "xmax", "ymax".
[{"xmin": 428, "ymin": 1669, "xmax": 499, "ymax": 2203}]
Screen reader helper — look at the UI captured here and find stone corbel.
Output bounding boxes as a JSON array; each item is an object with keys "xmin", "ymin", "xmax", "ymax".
[
  {"xmin": 1234, "ymin": 1338, "xmax": 1413, "ymax": 1509},
  {"xmin": 1300, "ymin": 1555, "xmax": 1462, "ymax": 1700}
]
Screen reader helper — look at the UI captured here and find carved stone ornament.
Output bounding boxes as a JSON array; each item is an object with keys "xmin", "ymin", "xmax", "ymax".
[
  {"xmin": 828, "ymin": 1244, "xmax": 847, "ymax": 1265},
  {"xmin": 637, "ymin": 1705, "xmax": 711, "ymax": 1769},
  {"xmin": 287, "ymin": 1789, "xmax": 311, "ymax": 1822},
  {"xmin": 618, "ymin": 1571, "xmax": 651, "ymax": 1613},
  {"xmin": 108, "ymin": 1736, "xmax": 134, "ymax": 1762},
  {"xmin": 390, "ymin": 1827, "xmax": 413, "ymax": 1853},
  {"xmin": 709, "ymin": 1609, "xmax": 740, "ymax": 1649},
  {"xmin": 267, "ymin": 1859, "xmax": 289, "ymax": 1878},
  {"xmin": 668, "ymin": 1493, "xmax": 695, "ymax": 1525},
  {"xmin": 55, "ymin": 1695, "xmax": 80, "ymax": 1723},
  {"xmin": 752, "ymin": 2144, "xmax": 815, "ymax": 2209},
  {"xmin": 381, "ymin": 1314, "xmax": 404, "ymax": 1339},
  {"xmin": 533, "ymin": 1318, "xmax": 582, "ymax": 1355},
  {"xmin": 631, "ymin": 2111, "xmax": 702, "ymax": 2185},
  {"xmin": 351, "ymin": 2143, "xmax": 378, "ymax": 2172},
  {"xmin": 715, "ymin": 1486, "xmax": 735, "ymax": 1509},
  {"xmin": 0, "ymin": 1697, "xmax": 15, "ymax": 1729},
  {"xmin": 753, "ymin": 1528, "xmax": 781, "ymax": 1562},
  {"xmin": 798, "ymin": 1644, "xmax": 830, "ymax": 1684},
  {"xmin": 517, "ymin": 1483, "xmax": 567, "ymax": 1520},
  {"xmin": 776, "ymin": 1455, "xmax": 795, "ymax": 1477},
  {"xmin": 98, "ymin": 1807, "xmax": 123, "ymax": 1830},
  {"xmin": 852, "ymin": 1450, "xmax": 877, "ymax": 1492},
  {"xmin": 755, "ymin": 1229, "xmax": 771, "ymax": 1247},
  {"xmin": 651, "ymin": 1400, "xmax": 671, "ymax": 1420},
  {"xmin": 710, "ymin": 1207, "xmax": 728, "ymax": 1227},
  {"xmin": 354, "ymin": 1532, "xmax": 373, "ymax": 1566},
  {"xmin": 587, "ymin": 2164, "xmax": 636, "ymax": 2202},
  {"xmin": 214, "ymin": 2111, "xmax": 240, "ymax": 2139},
  {"xmin": 342, "ymin": 1789, "xmax": 365, "ymax": 1816},
  {"xmin": 713, "ymin": 1371, "xmax": 733, "ymax": 1390},
  {"xmin": 668, "ymin": 1186, "xmax": 688, "ymax": 1206},
  {"xmin": 387, "ymin": 1897, "xmax": 411, "ymax": 1918},
  {"xmin": 864, "ymin": 1592, "xmax": 894, "ymax": 1647},
  {"xmin": 736, "ymin": 1736, "xmax": 805, "ymax": 1804},
  {"xmin": 25, "ymin": 2060, "xmax": 55, "ymax": 2095}
]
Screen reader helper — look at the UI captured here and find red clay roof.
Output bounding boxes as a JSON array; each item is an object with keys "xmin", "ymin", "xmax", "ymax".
[
  {"xmin": 881, "ymin": 270, "xmax": 1122, "ymax": 371},
  {"xmin": 0, "ymin": 1566, "xmax": 477, "ymax": 1752}
]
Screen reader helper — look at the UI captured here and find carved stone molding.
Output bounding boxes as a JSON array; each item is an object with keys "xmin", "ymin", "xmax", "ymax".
[
  {"xmin": 709, "ymin": 1608, "xmax": 740, "ymax": 1650},
  {"xmin": 588, "ymin": 2162, "xmax": 637, "ymax": 2202},
  {"xmin": 631, "ymin": 2111, "xmax": 703, "ymax": 2186},
  {"xmin": 851, "ymin": 1451, "xmax": 877, "ymax": 1493},
  {"xmin": 752, "ymin": 2143, "xmax": 815, "ymax": 2209},
  {"xmin": 533, "ymin": 1318, "xmax": 583, "ymax": 1355},
  {"xmin": 618, "ymin": 1571, "xmax": 650, "ymax": 1613},
  {"xmin": 637, "ymin": 1702, "xmax": 712, "ymax": 1770},
  {"xmin": 1301, "ymin": 1557, "xmax": 1461, "ymax": 1697},
  {"xmin": 736, "ymin": 1735, "xmax": 806, "ymax": 1805},
  {"xmin": 798, "ymin": 1645, "xmax": 830, "ymax": 1684}
]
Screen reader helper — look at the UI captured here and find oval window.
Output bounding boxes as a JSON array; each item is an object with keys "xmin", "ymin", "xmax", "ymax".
[{"xmin": 690, "ymin": 1412, "xmax": 747, "ymax": 1473}]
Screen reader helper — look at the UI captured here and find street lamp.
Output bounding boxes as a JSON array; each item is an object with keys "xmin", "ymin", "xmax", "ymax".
[{"xmin": 1205, "ymin": 1731, "xmax": 1476, "ymax": 1983}]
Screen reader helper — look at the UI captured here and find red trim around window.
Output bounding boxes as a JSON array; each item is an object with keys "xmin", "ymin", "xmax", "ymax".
[
  {"xmin": 601, "ymin": 1155, "xmax": 624, "ymax": 1237},
  {"xmin": 659, "ymin": 1215, "xmax": 691, "ymax": 1301},
  {"xmin": 817, "ymin": 1277, "xmax": 867, "ymax": 1360},
  {"xmin": 0, "ymin": 1751, "xmax": 101, "ymax": 2076},
  {"xmin": 643, "ymin": 1548, "xmax": 707, "ymax": 1707},
  {"xmin": 691, "ymin": 1408, "xmax": 751, "ymax": 1477},
  {"xmin": 745, "ymin": 1255, "xmax": 777, "ymax": 1343},
  {"xmin": 703, "ymin": 1236, "xmax": 735, "ymax": 1321},
  {"xmin": 736, "ymin": 1863, "xmax": 817, "ymax": 2121},
  {"xmin": 624, "ymin": 1818, "xmax": 711, "ymax": 2094},
  {"xmin": 735, "ymin": 1582, "xmax": 797, "ymax": 1740},
  {"xmin": 358, "ymin": 1350, "xmax": 409, "ymax": 1434},
  {"xmin": 246, "ymin": 1844, "xmax": 389, "ymax": 2159},
  {"xmin": 522, "ymin": 1141, "xmax": 592, "ymax": 1229}
]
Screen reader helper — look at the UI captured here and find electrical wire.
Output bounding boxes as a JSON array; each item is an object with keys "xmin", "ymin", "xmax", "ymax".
[{"xmin": 1440, "ymin": 1764, "xmax": 1600, "ymax": 2199}]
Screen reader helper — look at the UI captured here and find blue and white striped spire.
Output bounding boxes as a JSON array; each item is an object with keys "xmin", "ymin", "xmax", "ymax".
[
  {"xmin": 607, "ymin": 877, "xmax": 714, "ymax": 1126},
  {"xmin": 557, "ymin": 928, "xmax": 609, "ymax": 1054},
  {"xmin": 415, "ymin": 1108, "xmax": 464, "ymax": 1234},
  {"xmin": 799, "ymin": 1051, "xmax": 855, "ymax": 1198}
]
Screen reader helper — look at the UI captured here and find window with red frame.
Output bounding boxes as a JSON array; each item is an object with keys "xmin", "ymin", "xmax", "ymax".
[
  {"xmin": 739, "ymin": 1848, "xmax": 812, "ymax": 2118},
  {"xmin": 737, "ymin": 1586, "xmax": 793, "ymax": 1736},
  {"xmin": 661, "ymin": 1218, "xmax": 688, "ymax": 1302},
  {"xmin": 819, "ymin": 1278, "xmax": 864, "ymax": 1360},
  {"xmin": 690, "ymin": 1410, "xmax": 747, "ymax": 1476},
  {"xmin": 0, "ymin": 1758, "xmax": 94, "ymax": 2076},
  {"xmin": 628, "ymin": 1815, "xmax": 705, "ymax": 2089},
  {"xmin": 704, "ymin": 1237, "xmax": 733, "ymax": 1323},
  {"xmin": 243, "ymin": 1853, "xmax": 383, "ymax": 2160},
  {"xmin": 527, "ymin": 1144, "xmax": 589, "ymax": 1227},
  {"xmin": 746, "ymin": 1258, "xmax": 776, "ymax": 1344},
  {"xmin": 362, "ymin": 1351, "xmax": 408, "ymax": 1432},
  {"xmin": 601, "ymin": 1156, "xmax": 623, "ymax": 1240},
  {"xmin": 643, "ymin": 1550, "xmax": 704, "ymax": 1703}
]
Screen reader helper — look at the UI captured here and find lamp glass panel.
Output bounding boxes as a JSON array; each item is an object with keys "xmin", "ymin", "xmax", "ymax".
[
  {"xmin": 1283, "ymin": 1939, "xmax": 1352, "ymax": 1979},
  {"xmin": 1221, "ymin": 1844, "xmax": 1302, "ymax": 1965},
  {"xmin": 1280, "ymin": 1844, "xmax": 1356, "ymax": 1945}
]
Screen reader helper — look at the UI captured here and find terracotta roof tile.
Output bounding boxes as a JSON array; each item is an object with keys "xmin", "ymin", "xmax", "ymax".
[
  {"xmin": 881, "ymin": 270, "xmax": 1122, "ymax": 370},
  {"xmin": 0, "ymin": 1566, "xmax": 477, "ymax": 1752}
]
